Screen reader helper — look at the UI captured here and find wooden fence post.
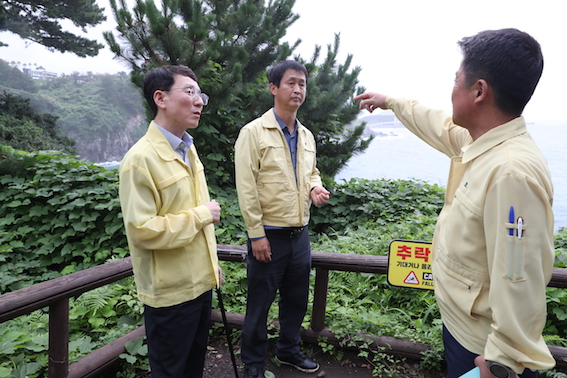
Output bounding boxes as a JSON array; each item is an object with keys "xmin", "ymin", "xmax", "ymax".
[
  {"xmin": 48, "ymin": 298, "xmax": 69, "ymax": 378},
  {"xmin": 311, "ymin": 268, "xmax": 329, "ymax": 333}
]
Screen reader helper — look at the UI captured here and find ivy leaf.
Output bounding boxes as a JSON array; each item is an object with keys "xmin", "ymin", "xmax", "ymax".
[
  {"xmin": 119, "ymin": 353, "xmax": 137, "ymax": 364},
  {"xmin": 9, "ymin": 240, "xmax": 24, "ymax": 249},
  {"xmin": 6, "ymin": 200, "xmax": 22, "ymax": 208},
  {"xmin": 125, "ymin": 337, "xmax": 145, "ymax": 355},
  {"xmin": 88, "ymin": 317, "xmax": 105, "ymax": 328},
  {"xmin": 0, "ymin": 338, "xmax": 21, "ymax": 354}
]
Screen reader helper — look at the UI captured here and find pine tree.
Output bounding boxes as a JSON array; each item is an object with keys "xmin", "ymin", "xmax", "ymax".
[
  {"xmin": 299, "ymin": 34, "xmax": 373, "ymax": 182},
  {"xmin": 104, "ymin": 0, "xmax": 372, "ymax": 188},
  {"xmin": 0, "ymin": 0, "xmax": 106, "ymax": 57},
  {"xmin": 104, "ymin": 0, "xmax": 299, "ymax": 189}
]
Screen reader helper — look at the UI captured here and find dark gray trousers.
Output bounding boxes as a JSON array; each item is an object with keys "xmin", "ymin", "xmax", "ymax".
[
  {"xmin": 240, "ymin": 227, "xmax": 311, "ymax": 368},
  {"xmin": 144, "ymin": 290, "xmax": 212, "ymax": 378}
]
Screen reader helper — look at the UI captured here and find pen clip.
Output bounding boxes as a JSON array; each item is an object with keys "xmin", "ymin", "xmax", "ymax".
[{"xmin": 517, "ymin": 217, "xmax": 523, "ymax": 239}]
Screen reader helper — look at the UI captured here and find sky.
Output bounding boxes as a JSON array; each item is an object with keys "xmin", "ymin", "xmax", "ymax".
[{"xmin": 2, "ymin": 0, "xmax": 566, "ymax": 121}]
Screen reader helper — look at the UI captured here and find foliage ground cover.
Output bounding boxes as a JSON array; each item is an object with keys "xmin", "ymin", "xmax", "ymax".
[{"xmin": 1, "ymin": 150, "xmax": 567, "ymax": 377}]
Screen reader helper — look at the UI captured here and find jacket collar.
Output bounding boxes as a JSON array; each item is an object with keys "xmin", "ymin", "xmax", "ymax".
[
  {"xmin": 261, "ymin": 108, "xmax": 305, "ymax": 132},
  {"xmin": 461, "ymin": 116, "xmax": 527, "ymax": 164},
  {"xmin": 146, "ymin": 121, "xmax": 181, "ymax": 162}
]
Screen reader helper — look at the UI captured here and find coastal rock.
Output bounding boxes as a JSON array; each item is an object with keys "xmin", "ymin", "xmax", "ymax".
[{"xmin": 68, "ymin": 113, "xmax": 145, "ymax": 163}]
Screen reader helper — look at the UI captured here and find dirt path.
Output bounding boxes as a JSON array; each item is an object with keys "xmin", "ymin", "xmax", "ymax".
[{"xmin": 203, "ymin": 335, "xmax": 445, "ymax": 378}]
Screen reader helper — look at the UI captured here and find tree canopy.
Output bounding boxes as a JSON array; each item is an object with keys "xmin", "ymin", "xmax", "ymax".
[
  {"xmin": 299, "ymin": 34, "xmax": 373, "ymax": 182},
  {"xmin": 104, "ymin": 0, "xmax": 371, "ymax": 188},
  {"xmin": 0, "ymin": 0, "xmax": 106, "ymax": 57},
  {"xmin": 0, "ymin": 91, "xmax": 76, "ymax": 153}
]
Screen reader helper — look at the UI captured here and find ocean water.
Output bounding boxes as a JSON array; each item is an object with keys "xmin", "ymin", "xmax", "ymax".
[{"xmin": 336, "ymin": 119, "xmax": 567, "ymax": 231}]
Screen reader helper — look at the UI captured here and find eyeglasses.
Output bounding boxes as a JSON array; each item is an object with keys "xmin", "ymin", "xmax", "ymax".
[{"xmin": 167, "ymin": 86, "xmax": 209, "ymax": 106}]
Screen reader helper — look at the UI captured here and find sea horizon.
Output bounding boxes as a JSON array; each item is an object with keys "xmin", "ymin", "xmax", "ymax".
[{"xmin": 337, "ymin": 117, "xmax": 567, "ymax": 231}]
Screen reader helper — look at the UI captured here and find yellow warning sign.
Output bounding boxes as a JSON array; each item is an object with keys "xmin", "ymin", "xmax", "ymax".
[{"xmin": 388, "ymin": 239, "xmax": 434, "ymax": 290}]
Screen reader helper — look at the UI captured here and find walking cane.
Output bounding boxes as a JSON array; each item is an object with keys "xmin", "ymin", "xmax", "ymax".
[{"xmin": 216, "ymin": 287, "xmax": 239, "ymax": 378}]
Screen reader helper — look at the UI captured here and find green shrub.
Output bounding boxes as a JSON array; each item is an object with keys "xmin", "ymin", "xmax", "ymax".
[
  {"xmin": 310, "ymin": 178, "xmax": 445, "ymax": 236},
  {"xmin": 0, "ymin": 146, "xmax": 127, "ymax": 292}
]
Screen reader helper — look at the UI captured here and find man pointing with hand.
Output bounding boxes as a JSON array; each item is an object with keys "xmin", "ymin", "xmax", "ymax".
[{"xmin": 355, "ymin": 29, "xmax": 555, "ymax": 378}]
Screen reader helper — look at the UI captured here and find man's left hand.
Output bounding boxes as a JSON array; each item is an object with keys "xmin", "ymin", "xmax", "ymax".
[
  {"xmin": 475, "ymin": 355, "xmax": 519, "ymax": 378},
  {"xmin": 311, "ymin": 186, "xmax": 330, "ymax": 206}
]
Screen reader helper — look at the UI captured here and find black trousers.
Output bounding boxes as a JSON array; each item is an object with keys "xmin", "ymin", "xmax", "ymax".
[
  {"xmin": 144, "ymin": 290, "xmax": 212, "ymax": 378},
  {"xmin": 240, "ymin": 227, "xmax": 311, "ymax": 368},
  {"xmin": 443, "ymin": 325, "xmax": 537, "ymax": 378}
]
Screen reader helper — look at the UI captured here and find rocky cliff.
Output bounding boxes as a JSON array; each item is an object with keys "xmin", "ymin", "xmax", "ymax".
[{"xmin": 69, "ymin": 113, "xmax": 146, "ymax": 163}]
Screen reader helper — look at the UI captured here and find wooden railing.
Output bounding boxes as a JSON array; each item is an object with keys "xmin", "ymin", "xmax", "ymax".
[{"xmin": 1, "ymin": 244, "xmax": 567, "ymax": 377}]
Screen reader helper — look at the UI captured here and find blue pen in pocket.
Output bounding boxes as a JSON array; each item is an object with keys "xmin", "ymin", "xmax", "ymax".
[{"xmin": 508, "ymin": 206, "xmax": 515, "ymax": 236}]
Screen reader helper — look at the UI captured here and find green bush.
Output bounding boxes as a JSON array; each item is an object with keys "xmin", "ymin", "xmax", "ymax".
[
  {"xmin": 0, "ymin": 146, "xmax": 127, "ymax": 291},
  {"xmin": 310, "ymin": 177, "xmax": 445, "ymax": 235}
]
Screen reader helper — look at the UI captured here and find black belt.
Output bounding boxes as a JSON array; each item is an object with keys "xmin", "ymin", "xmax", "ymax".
[{"xmin": 265, "ymin": 226, "xmax": 305, "ymax": 238}]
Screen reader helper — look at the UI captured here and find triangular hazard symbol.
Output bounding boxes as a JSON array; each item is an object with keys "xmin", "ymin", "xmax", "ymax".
[{"xmin": 404, "ymin": 271, "xmax": 420, "ymax": 285}]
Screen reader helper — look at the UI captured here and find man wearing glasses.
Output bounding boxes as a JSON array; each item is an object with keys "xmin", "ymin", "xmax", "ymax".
[{"xmin": 119, "ymin": 65, "xmax": 221, "ymax": 378}]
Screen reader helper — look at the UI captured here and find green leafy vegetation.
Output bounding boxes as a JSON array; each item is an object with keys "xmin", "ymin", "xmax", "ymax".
[
  {"xmin": 0, "ymin": 91, "xmax": 76, "ymax": 154},
  {"xmin": 0, "ymin": 278, "xmax": 144, "ymax": 377},
  {"xmin": 0, "ymin": 146, "xmax": 127, "ymax": 291},
  {"xmin": 1, "ymin": 149, "xmax": 567, "ymax": 377},
  {"xmin": 310, "ymin": 177, "xmax": 445, "ymax": 235}
]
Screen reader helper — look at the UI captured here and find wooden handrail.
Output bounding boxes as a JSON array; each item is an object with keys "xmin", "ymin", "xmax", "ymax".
[{"xmin": 0, "ymin": 257, "xmax": 133, "ymax": 323}]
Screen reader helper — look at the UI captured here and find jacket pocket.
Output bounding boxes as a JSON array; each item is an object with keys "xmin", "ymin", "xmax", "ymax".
[
  {"xmin": 435, "ymin": 251, "xmax": 485, "ymax": 320},
  {"xmin": 257, "ymin": 180, "xmax": 294, "ymax": 217},
  {"xmin": 154, "ymin": 248, "xmax": 192, "ymax": 294},
  {"xmin": 301, "ymin": 144, "xmax": 316, "ymax": 171},
  {"xmin": 505, "ymin": 234, "xmax": 526, "ymax": 282}
]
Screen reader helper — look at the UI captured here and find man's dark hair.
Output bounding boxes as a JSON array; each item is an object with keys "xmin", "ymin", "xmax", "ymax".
[
  {"xmin": 458, "ymin": 28, "xmax": 543, "ymax": 116},
  {"xmin": 143, "ymin": 65, "xmax": 199, "ymax": 117},
  {"xmin": 268, "ymin": 60, "xmax": 309, "ymax": 87}
]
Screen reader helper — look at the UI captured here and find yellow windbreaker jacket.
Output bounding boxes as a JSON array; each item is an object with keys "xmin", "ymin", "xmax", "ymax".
[
  {"xmin": 119, "ymin": 122, "xmax": 219, "ymax": 308},
  {"xmin": 387, "ymin": 96, "xmax": 555, "ymax": 373},
  {"xmin": 234, "ymin": 109, "xmax": 322, "ymax": 239}
]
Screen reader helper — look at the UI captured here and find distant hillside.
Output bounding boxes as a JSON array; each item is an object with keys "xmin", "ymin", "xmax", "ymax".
[{"xmin": 0, "ymin": 60, "xmax": 146, "ymax": 162}]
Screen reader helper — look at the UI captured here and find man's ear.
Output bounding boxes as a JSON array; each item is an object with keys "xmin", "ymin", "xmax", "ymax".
[
  {"xmin": 473, "ymin": 79, "xmax": 489, "ymax": 104},
  {"xmin": 153, "ymin": 90, "xmax": 167, "ymax": 110},
  {"xmin": 269, "ymin": 82, "xmax": 278, "ymax": 96}
]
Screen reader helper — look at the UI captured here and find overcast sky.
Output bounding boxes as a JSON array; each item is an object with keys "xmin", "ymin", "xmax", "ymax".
[{"xmin": 2, "ymin": 0, "xmax": 566, "ymax": 121}]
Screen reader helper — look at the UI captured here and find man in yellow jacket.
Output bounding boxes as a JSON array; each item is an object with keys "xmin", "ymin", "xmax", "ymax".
[
  {"xmin": 235, "ymin": 60, "xmax": 330, "ymax": 378},
  {"xmin": 120, "ymin": 65, "xmax": 221, "ymax": 378},
  {"xmin": 355, "ymin": 29, "xmax": 555, "ymax": 378}
]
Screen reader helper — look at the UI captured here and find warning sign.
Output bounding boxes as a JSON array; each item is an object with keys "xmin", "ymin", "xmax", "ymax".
[
  {"xmin": 404, "ymin": 271, "xmax": 420, "ymax": 285},
  {"xmin": 388, "ymin": 239, "xmax": 434, "ymax": 290}
]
